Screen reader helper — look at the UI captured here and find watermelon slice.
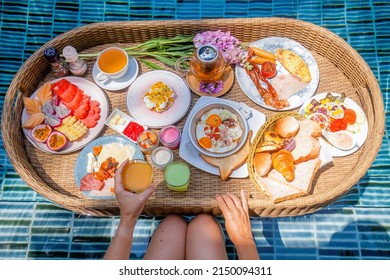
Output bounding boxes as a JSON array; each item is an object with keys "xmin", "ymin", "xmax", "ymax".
[
  {"xmin": 62, "ymin": 89, "xmax": 84, "ymax": 110},
  {"xmin": 73, "ymin": 99, "xmax": 90, "ymax": 119},
  {"xmin": 60, "ymin": 83, "xmax": 78, "ymax": 102},
  {"xmin": 51, "ymin": 79, "xmax": 70, "ymax": 98},
  {"xmin": 80, "ymin": 115, "xmax": 98, "ymax": 128}
]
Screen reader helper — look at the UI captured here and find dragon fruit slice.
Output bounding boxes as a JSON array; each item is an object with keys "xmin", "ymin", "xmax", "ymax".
[
  {"xmin": 41, "ymin": 99, "xmax": 55, "ymax": 115},
  {"xmin": 54, "ymin": 102, "xmax": 71, "ymax": 119},
  {"xmin": 44, "ymin": 113, "xmax": 62, "ymax": 128},
  {"xmin": 52, "ymin": 95, "xmax": 60, "ymax": 106}
]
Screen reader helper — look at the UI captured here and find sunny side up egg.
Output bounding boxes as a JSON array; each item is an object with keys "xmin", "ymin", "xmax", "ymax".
[{"xmin": 196, "ymin": 108, "xmax": 243, "ymax": 153}]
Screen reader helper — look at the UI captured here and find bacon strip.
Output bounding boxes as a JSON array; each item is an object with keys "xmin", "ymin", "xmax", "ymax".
[{"xmin": 245, "ymin": 47, "xmax": 289, "ymax": 110}]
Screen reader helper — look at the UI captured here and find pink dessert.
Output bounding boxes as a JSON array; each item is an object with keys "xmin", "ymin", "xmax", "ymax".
[{"xmin": 159, "ymin": 125, "xmax": 181, "ymax": 149}]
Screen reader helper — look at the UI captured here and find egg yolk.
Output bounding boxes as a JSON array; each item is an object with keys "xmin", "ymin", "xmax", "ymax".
[
  {"xmin": 206, "ymin": 114, "xmax": 222, "ymax": 127},
  {"xmin": 198, "ymin": 137, "xmax": 212, "ymax": 149}
]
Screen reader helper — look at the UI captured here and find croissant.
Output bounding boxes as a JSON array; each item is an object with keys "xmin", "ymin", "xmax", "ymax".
[{"xmin": 271, "ymin": 149, "xmax": 295, "ymax": 182}]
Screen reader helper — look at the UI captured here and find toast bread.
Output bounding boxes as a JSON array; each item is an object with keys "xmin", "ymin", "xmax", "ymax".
[{"xmin": 200, "ymin": 130, "xmax": 252, "ymax": 180}]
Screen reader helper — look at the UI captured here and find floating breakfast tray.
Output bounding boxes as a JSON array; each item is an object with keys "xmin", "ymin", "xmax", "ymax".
[{"xmin": 2, "ymin": 18, "xmax": 384, "ymax": 217}]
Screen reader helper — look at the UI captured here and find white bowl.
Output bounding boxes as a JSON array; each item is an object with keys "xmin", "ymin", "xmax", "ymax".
[{"xmin": 188, "ymin": 101, "xmax": 250, "ymax": 158}]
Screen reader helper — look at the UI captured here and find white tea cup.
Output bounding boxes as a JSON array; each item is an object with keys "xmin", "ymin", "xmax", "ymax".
[{"xmin": 96, "ymin": 47, "xmax": 129, "ymax": 81}]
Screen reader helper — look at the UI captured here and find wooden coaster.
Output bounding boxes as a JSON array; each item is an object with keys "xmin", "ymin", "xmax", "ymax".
[{"xmin": 186, "ymin": 66, "xmax": 234, "ymax": 97}]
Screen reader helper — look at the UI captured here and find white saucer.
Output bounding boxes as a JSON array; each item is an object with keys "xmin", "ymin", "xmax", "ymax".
[{"xmin": 92, "ymin": 55, "xmax": 139, "ymax": 91}]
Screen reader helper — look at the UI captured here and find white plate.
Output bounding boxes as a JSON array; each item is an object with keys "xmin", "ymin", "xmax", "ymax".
[
  {"xmin": 236, "ymin": 37, "xmax": 320, "ymax": 111},
  {"xmin": 299, "ymin": 92, "xmax": 368, "ymax": 157},
  {"xmin": 74, "ymin": 135, "xmax": 144, "ymax": 200},
  {"xmin": 21, "ymin": 77, "xmax": 109, "ymax": 155},
  {"xmin": 179, "ymin": 96, "xmax": 266, "ymax": 178},
  {"xmin": 126, "ymin": 70, "xmax": 191, "ymax": 128},
  {"xmin": 92, "ymin": 55, "xmax": 139, "ymax": 91}
]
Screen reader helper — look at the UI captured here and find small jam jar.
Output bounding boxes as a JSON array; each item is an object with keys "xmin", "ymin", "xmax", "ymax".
[
  {"xmin": 151, "ymin": 146, "xmax": 174, "ymax": 170},
  {"xmin": 159, "ymin": 125, "xmax": 181, "ymax": 149},
  {"xmin": 137, "ymin": 130, "xmax": 159, "ymax": 154},
  {"xmin": 164, "ymin": 161, "xmax": 190, "ymax": 192}
]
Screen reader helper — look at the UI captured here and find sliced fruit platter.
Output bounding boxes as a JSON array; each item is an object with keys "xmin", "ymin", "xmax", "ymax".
[{"xmin": 21, "ymin": 76, "xmax": 109, "ymax": 154}]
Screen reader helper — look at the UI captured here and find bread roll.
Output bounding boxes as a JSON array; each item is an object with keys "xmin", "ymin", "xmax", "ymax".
[
  {"xmin": 274, "ymin": 116, "xmax": 300, "ymax": 138},
  {"xmin": 253, "ymin": 152, "xmax": 272, "ymax": 176}
]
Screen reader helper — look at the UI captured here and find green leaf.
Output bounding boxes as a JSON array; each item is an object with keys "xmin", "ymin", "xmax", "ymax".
[{"xmin": 139, "ymin": 59, "xmax": 163, "ymax": 70}]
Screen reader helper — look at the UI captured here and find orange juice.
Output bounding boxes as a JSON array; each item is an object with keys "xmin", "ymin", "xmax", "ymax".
[
  {"xmin": 98, "ymin": 48, "xmax": 127, "ymax": 73},
  {"xmin": 122, "ymin": 160, "xmax": 153, "ymax": 193}
]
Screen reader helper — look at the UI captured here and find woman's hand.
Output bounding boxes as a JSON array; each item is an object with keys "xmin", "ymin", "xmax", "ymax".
[
  {"xmin": 216, "ymin": 190, "xmax": 259, "ymax": 260},
  {"xmin": 114, "ymin": 160, "xmax": 157, "ymax": 222}
]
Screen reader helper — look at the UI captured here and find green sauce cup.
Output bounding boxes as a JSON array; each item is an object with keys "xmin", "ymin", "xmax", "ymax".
[{"xmin": 164, "ymin": 161, "xmax": 190, "ymax": 192}]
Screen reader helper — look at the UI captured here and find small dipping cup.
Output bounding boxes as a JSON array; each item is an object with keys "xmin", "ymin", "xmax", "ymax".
[
  {"xmin": 164, "ymin": 161, "xmax": 190, "ymax": 192},
  {"xmin": 151, "ymin": 146, "xmax": 174, "ymax": 170},
  {"xmin": 159, "ymin": 125, "xmax": 181, "ymax": 149}
]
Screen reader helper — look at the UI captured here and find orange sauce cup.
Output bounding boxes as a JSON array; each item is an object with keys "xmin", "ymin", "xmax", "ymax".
[{"xmin": 121, "ymin": 160, "xmax": 153, "ymax": 193}]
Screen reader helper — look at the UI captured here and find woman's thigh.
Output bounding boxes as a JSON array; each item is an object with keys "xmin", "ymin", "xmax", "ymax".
[
  {"xmin": 186, "ymin": 214, "xmax": 228, "ymax": 260},
  {"xmin": 143, "ymin": 214, "xmax": 187, "ymax": 260}
]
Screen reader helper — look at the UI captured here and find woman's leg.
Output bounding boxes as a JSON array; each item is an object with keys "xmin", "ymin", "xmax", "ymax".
[
  {"xmin": 143, "ymin": 214, "xmax": 187, "ymax": 260},
  {"xmin": 186, "ymin": 214, "xmax": 228, "ymax": 260}
]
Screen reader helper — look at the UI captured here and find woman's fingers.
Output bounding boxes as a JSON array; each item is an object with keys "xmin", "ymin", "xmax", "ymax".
[
  {"xmin": 240, "ymin": 189, "xmax": 248, "ymax": 214},
  {"xmin": 221, "ymin": 193, "xmax": 236, "ymax": 209},
  {"xmin": 227, "ymin": 192, "xmax": 242, "ymax": 208},
  {"xmin": 216, "ymin": 195, "xmax": 229, "ymax": 214},
  {"xmin": 114, "ymin": 159, "xmax": 129, "ymax": 192},
  {"xmin": 138, "ymin": 184, "xmax": 157, "ymax": 202}
]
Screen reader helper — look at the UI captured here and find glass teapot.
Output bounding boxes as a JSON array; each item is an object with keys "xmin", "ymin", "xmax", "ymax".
[{"xmin": 175, "ymin": 44, "xmax": 226, "ymax": 82}]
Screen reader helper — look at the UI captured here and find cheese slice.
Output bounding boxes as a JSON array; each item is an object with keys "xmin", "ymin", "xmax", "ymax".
[
  {"xmin": 96, "ymin": 143, "xmax": 136, "ymax": 168},
  {"xmin": 86, "ymin": 152, "xmax": 96, "ymax": 173}
]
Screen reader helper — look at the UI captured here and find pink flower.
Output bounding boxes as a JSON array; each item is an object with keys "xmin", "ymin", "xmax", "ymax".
[{"xmin": 194, "ymin": 30, "xmax": 246, "ymax": 65}]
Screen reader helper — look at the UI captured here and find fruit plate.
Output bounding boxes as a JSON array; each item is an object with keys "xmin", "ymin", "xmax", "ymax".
[
  {"xmin": 74, "ymin": 135, "xmax": 144, "ymax": 200},
  {"xmin": 21, "ymin": 76, "xmax": 109, "ymax": 155},
  {"xmin": 126, "ymin": 70, "xmax": 191, "ymax": 128},
  {"xmin": 179, "ymin": 96, "xmax": 266, "ymax": 178},
  {"xmin": 235, "ymin": 37, "xmax": 320, "ymax": 111},
  {"xmin": 299, "ymin": 92, "xmax": 368, "ymax": 157}
]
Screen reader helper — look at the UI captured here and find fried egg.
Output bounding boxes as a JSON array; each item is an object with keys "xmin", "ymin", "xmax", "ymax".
[{"xmin": 195, "ymin": 108, "xmax": 243, "ymax": 153}]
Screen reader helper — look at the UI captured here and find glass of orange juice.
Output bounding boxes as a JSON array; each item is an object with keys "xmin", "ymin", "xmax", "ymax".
[{"xmin": 121, "ymin": 160, "xmax": 153, "ymax": 193}]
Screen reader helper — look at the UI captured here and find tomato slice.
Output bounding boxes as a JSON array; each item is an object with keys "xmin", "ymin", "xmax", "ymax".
[
  {"xmin": 343, "ymin": 108, "xmax": 357, "ymax": 125},
  {"xmin": 261, "ymin": 61, "xmax": 277, "ymax": 79},
  {"xmin": 329, "ymin": 117, "xmax": 348, "ymax": 132}
]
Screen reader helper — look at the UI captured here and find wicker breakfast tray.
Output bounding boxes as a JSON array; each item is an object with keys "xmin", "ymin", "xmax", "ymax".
[{"xmin": 2, "ymin": 18, "xmax": 384, "ymax": 217}]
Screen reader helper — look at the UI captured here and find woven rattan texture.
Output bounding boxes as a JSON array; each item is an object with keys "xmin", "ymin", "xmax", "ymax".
[{"xmin": 2, "ymin": 18, "xmax": 384, "ymax": 217}]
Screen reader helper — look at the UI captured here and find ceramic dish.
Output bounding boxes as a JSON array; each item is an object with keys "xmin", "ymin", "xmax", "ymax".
[
  {"xmin": 21, "ymin": 76, "xmax": 109, "ymax": 155},
  {"xmin": 187, "ymin": 99, "xmax": 250, "ymax": 158},
  {"xmin": 180, "ymin": 96, "xmax": 266, "ymax": 178},
  {"xmin": 235, "ymin": 37, "xmax": 319, "ymax": 111},
  {"xmin": 126, "ymin": 70, "xmax": 191, "ymax": 128},
  {"xmin": 74, "ymin": 135, "xmax": 144, "ymax": 200},
  {"xmin": 92, "ymin": 55, "xmax": 139, "ymax": 91},
  {"xmin": 299, "ymin": 92, "xmax": 368, "ymax": 157},
  {"xmin": 186, "ymin": 66, "xmax": 234, "ymax": 97}
]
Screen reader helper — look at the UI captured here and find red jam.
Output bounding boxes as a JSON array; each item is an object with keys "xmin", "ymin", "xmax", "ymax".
[{"xmin": 123, "ymin": 121, "xmax": 145, "ymax": 142}]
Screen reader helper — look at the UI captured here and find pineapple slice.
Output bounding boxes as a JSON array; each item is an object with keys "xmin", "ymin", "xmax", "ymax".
[{"xmin": 56, "ymin": 115, "xmax": 88, "ymax": 141}]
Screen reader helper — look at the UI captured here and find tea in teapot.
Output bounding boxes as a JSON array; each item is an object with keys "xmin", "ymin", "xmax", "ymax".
[{"xmin": 176, "ymin": 44, "xmax": 226, "ymax": 82}]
